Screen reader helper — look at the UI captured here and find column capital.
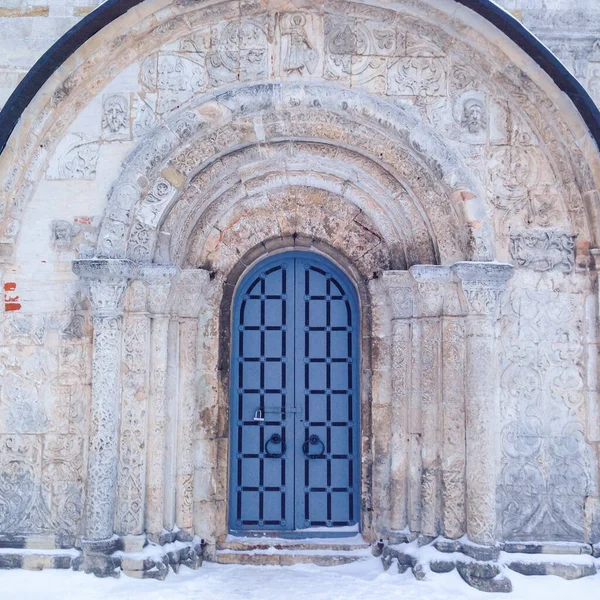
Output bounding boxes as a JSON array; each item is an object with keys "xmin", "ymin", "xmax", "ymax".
[
  {"xmin": 453, "ymin": 262, "xmax": 514, "ymax": 317},
  {"xmin": 174, "ymin": 269, "xmax": 211, "ymax": 318},
  {"xmin": 410, "ymin": 265, "xmax": 458, "ymax": 317},
  {"xmin": 73, "ymin": 259, "xmax": 134, "ymax": 318},
  {"xmin": 138, "ymin": 263, "xmax": 181, "ymax": 315},
  {"xmin": 380, "ymin": 270, "xmax": 415, "ymax": 319}
]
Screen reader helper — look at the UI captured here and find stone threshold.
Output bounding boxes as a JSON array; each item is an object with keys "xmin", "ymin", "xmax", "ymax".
[{"xmin": 216, "ymin": 535, "xmax": 371, "ymax": 566}]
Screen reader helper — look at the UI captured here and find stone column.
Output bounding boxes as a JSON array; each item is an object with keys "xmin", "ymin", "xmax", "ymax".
[
  {"xmin": 72, "ymin": 259, "xmax": 133, "ymax": 544},
  {"xmin": 411, "ymin": 265, "xmax": 455, "ymax": 540},
  {"xmin": 172, "ymin": 270, "xmax": 210, "ymax": 537},
  {"xmin": 141, "ymin": 265, "xmax": 179, "ymax": 543},
  {"xmin": 381, "ymin": 271, "xmax": 414, "ymax": 538},
  {"xmin": 453, "ymin": 262, "xmax": 513, "ymax": 546},
  {"xmin": 369, "ymin": 277, "xmax": 393, "ymax": 535}
]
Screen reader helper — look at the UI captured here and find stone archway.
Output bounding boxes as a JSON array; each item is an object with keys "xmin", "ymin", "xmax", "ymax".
[{"xmin": 1, "ymin": 0, "xmax": 599, "ymax": 588}]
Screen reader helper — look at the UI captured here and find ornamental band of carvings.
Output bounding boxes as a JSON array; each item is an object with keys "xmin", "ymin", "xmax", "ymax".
[{"xmin": 509, "ymin": 230, "xmax": 576, "ymax": 273}]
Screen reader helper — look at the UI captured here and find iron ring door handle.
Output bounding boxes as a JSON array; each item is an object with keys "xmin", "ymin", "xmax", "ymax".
[
  {"xmin": 302, "ymin": 434, "xmax": 326, "ymax": 459},
  {"xmin": 264, "ymin": 433, "xmax": 286, "ymax": 458}
]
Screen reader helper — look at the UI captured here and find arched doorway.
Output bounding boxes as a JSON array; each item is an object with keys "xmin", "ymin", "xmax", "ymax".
[{"xmin": 228, "ymin": 251, "xmax": 361, "ymax": 535}]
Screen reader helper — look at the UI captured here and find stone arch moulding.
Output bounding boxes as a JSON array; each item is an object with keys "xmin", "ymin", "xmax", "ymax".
[{"xmin": 95, "ymin": 82, "xmax": 492, "ymax": 266}]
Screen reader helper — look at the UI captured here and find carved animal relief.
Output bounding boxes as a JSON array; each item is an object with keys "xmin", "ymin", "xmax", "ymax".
[{"xmin": 509, "ymin": 230, "xmax": 575, "ymax": 272}]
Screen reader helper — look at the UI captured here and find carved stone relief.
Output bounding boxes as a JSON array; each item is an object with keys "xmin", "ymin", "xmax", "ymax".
[
  {"xmin": 205, "ymin": 18, "xmax": 271, "ymax": 86},
  {"xmin": 499, "ymin": 282, "xmax": 590, "ymax": 541},
  {"xmin": 279, "ymin": 13, "xmax": 319, "ymax": 75},
  {"xmin": 46, "ymin": 133, "xmax": 100, "ymax": 180},
  {"xmin": 388, "ymin": 57, "xmax": 448, "ymax": 96},
  {"xmin": 51, "ymin": 220, "xmax": 80, "ymax": 251},
  {"xmin": 0, "ymin": 0, "xmax": 599, "ymax": 563},
  {"xmin": 509, "ymin": 230, "xmax": 576, "ymax": 273},
  {"xmin": 141, "ymin": 54, "xmax": 205, "ymax": 114},
  {"xmin": 101, "ymin": 94, "xmax": 130, "ymax": 140}
]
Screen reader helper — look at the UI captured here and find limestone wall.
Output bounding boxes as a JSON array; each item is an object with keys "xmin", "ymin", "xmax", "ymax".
[
  {"xmin": 1, "ymin": 0, "xmax": 600, "ymax": 110},
  {"xmin": 0, "ymin": 0, "xmax": 599, "ymax": 559}
]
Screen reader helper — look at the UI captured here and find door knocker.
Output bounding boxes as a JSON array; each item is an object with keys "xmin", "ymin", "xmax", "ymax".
[
  {"xmin": 302, "ymin": 434, "xmax": 326, "ymax": 459},
  {"xmin": 265, "ymin": 433, "xmax": 286, "ymax": 458}
]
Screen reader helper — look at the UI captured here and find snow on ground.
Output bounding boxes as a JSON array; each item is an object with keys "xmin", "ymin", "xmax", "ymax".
[{"xmin": 3, "ymin": 559, "xmax": 600, "ymax": 600}]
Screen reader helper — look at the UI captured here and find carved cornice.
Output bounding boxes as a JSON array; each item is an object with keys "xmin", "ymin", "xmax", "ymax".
[
  {"xmin": 453, "ymin": 262, "xmax": 514, "ymax": 317},
  {"xmin": 72, "ymin": 259, "xmax": 134, "ymax": 317},
  {"xmin": 382, "ymin": 266, "xmax": 463, "ymax": 318}
]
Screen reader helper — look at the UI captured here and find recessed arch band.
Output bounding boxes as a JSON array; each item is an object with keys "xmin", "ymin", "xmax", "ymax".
[{"xmin": 0, "ymin": 0, "xmax": 599, "ymax": 155}]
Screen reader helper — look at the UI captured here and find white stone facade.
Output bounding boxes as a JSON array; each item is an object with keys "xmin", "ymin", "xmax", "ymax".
[
  {"xmin": 0, "ymin": 0, "xmax": 600, "ymax": 588},
  {"xmin": 1, "ymin": 0, "xmax": 600, "ymax": 110}
]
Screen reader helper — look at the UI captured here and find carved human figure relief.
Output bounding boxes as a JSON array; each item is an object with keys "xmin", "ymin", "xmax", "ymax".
[
  {"xmin": 281, "ymin": 14, "xmax": 318, "ymax": 75},
  {"xmin": 51, "ymin": 220, "xmax": 80, "ymax": 251},
  {"xmin": 101, "ymin": 94, "xmax": 130, "ymax": 140}
]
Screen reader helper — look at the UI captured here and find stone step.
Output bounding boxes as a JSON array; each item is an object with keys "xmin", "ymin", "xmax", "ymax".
[
  {"xmin": 0, "ymin": 548, "xmax": 80, "ymax": 570},
  {"xmin": 216, "ymin": 535, "xmax": 371, "ymax": 566}
]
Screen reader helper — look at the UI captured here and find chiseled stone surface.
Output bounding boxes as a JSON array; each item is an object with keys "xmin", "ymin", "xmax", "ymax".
[{"xmin": 0, "ymin": 0, "xmax": 599, "ymax": 588}]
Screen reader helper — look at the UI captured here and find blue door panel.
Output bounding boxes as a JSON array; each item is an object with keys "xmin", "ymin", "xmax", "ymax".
[{"xmin": 229, "ymin": 252, "xmax": 360, "ymax": 533}]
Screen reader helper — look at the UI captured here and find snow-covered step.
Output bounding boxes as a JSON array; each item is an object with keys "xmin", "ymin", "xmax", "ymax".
[{"xmin": 216, "ymin": 535, "xmax": 371, "ymax": 566}]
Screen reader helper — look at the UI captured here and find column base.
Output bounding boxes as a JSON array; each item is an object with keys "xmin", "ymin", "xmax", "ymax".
[
  {"xmin": 434, "ymin": 537, "xmax": 500, "ymax": 561},
  {"xmin": 73, "ymin": 536, "xmax": 121, "ymax": 578}
]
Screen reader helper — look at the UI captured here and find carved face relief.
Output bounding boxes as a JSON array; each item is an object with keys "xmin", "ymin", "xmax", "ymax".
[
  {"xmin": 461, "ymin": 98, "xmax": 486, "ymax": 134},
  {"xmin": 51, "ymin": 220, "xmax": 80, "ymax": 250},
  {"xmin": 102, "ymin": 94, "xmax": 129, "ymax": 137}
]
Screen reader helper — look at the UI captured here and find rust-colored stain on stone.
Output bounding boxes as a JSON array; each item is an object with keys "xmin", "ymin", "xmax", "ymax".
[
  {"xmin": 0, "ymin": 6, "xmax": 49, "ymax": 17},
  {"xmin": 73, "ymin": 6, "xmax": 95, "ymax": 17},
  {"xmin": 4, "ymin": 282, "xmax": 20, "ymax": 310},
  {"xmin": 74, "ymin": 216, "xmax": 92, "ymax": 225}
]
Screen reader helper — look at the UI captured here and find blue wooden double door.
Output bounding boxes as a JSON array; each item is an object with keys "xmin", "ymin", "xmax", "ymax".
[{"xmin": 229, "ymin": 252, "xmax": 360, "ymax": 533}]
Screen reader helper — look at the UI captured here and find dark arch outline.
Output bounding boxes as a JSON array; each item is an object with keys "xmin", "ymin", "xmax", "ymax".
[{"xmin": 0, "ymin": 0, "xmax": 599, "ymax": 155}]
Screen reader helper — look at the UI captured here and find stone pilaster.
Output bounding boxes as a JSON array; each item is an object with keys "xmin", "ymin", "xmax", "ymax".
[
  {"xmin": 453, "ymin": 262, "xmax": 514, "ymax": 546},
  {"xmin": 381, "ymin": 271, "xmax": 414, "ymax": 537},
  {"xmin": 369, "ymin": 277, "xmax": 393, "ymax": 535},
  {"xmin": 173, "ymin": 270, "xmax": 210, "ymax": 536},
  {"xmin": 138, "ymin": 265, "xmax": 179, "ymax": 542},
  {"xmin": 72, "ymin": 259, "xmax": 134, "ymax": 542},
  {"xmin": 411, "ymin": 266, "xmax": 454, "ymax": 540}
]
